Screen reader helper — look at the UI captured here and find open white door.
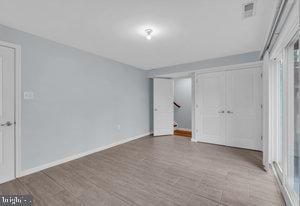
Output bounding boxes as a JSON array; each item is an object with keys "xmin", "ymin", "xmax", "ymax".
[
  {"xmin": 153, "ymin": 78, "xmax": 174, "ymax": 136},
  {"xmin": 0, "ymin": 45, "xmax": 15, "ymax": 183}
]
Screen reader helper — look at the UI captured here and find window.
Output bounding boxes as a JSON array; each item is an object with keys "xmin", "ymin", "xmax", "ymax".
[
  {"xmin": 292, "ymin": 40, "xmax": 299, "ymax": 195},
  {"xmin": 288, "ymin": 40, "xmax": 300, "ymax": 197},
  {"xmin": 268, "ymin": 3, "xmax": 299, "ymax": 204},
  {"xmin": 278, "ymin": 38, "xmax": 300, "ymax": 204},
  {"xmin": 273, "ymin": 37, "xmax": 299, "ymax": 205}
]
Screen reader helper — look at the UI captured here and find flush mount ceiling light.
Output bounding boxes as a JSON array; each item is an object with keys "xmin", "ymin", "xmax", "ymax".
[{"xmin": 145, "ymin": 29, "xmax": 153, "ymax": 40}]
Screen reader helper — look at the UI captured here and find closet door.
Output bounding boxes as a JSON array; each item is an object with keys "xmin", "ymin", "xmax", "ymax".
[
  {"xmin": 196, "ymin": 72, "xmax": 226, "ymax": 145},
  {"xmin": 225, "ymin": 68, "xmax": 262, "ymax": 150}
]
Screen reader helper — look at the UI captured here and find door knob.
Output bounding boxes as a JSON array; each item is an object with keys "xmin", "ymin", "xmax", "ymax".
[
  {"xmin": 227, "ymin": 111, "xmax": 233, "ymax": 114},
  {"xmin": 218, "ymin": 110, "xmax": 225, "ymax": 113},
  {"xmin": 0, "ymin": 121, "xmax": 13, "ymax": 127}
]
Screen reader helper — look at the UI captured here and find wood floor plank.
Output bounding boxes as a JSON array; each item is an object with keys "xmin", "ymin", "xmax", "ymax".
[
  {"xmin": 187, "ymin": 194, "xmax": 219, "ymax": 206},
  {"xmin": 18, "ymin": 172, "xmax": 65, "ymax": 198},
  {"xmin": 0, "ymin": 135, "xmax": 285, "ymax": 206},
  {"xmin": 0, "ymin": 180, "xmax": 28, "ymax": 195}
]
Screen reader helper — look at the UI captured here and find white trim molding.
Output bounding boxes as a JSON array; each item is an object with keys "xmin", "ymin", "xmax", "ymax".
[
  {"xmin": 191, "ymin": 72, "xmax": 196, "ymax": 142},
  {"xmin": 195, "ymin": 61, "xmax": 262, "ymax": 75},
  {"xmin": 269, "ymin": 0, "xmax": 299, "ymax": 59},
  {"xmin": 20, "ymin": 132, "xmax": 151, "ymax": 177},
  {"xmin": 0, "ymin": 41, "xmax": 22, "ymax": 179},
  {"xmin": 155, "ymin": 61, "xmax": 262, "ymax": 79}
]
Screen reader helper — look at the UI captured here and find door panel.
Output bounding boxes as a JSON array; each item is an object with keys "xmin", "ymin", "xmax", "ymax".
[
  {"xmin": 0, "ymin": 45, "xmax": 15, "ymax": 183},
  {"xmin": 226, "ymin": 68, "xmax": 262, "ymax": 150},
  {"xmin": 153, "ymin": 78, "xmax": 174, "ymax": 136},
  {"xmin": 196, "ymin": 72, "xmax": 226, "ymax": 145}
]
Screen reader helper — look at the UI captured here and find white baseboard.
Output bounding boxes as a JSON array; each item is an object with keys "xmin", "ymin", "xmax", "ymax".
[{"xmin": 20, "ymin": 132, "xmax": 151, "ymax": 177}]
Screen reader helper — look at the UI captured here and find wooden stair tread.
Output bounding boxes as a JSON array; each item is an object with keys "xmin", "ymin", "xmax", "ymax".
[{"xmin": 174, "ymin": 130, "xmax": 192, "ymax": 138}]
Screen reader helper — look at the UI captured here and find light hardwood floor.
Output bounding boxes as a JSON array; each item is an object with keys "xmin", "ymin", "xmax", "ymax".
[{"xmin": 0, "ymin": 135, "xmax": 285, "ymax": 206}]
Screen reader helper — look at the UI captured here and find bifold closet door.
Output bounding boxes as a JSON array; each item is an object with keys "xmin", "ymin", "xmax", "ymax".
[
  {"xmin": 196, "ymin": 72, "xmax": 226, "ymax": 145},
  {"xmin": 225, "ymin": 68, "xmax": 262, "ymax": 150}
]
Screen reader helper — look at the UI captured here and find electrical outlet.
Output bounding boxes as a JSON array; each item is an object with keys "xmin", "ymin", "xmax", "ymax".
[
  {"xmin": 24, "ymin": 91, "xmax": 34, "ymax": 100},
  {"xmin": 117, "ymin": 125, "xmax": 121, "ymax": 130}
]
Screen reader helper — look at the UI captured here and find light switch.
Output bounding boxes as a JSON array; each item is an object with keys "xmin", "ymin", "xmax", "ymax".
[{"xmin": 24, "ymin": 91, "xmax": 34, "ymax": 100}]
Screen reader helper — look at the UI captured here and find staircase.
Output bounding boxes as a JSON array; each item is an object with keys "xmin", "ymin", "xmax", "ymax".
[{"xmin": 174, "ymin": 129, "xmax": 192, "ymax": 138}]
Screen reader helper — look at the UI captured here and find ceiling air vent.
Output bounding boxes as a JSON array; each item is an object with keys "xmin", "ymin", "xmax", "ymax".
[{"xmin": 243, "ymin": 1, "xmax": 256, "ymax": 18}]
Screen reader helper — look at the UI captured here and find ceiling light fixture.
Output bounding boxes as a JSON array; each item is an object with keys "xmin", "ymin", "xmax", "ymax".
[{"xmin": 145, "ymin": 29, "xmax": 153, "ymax": 40}]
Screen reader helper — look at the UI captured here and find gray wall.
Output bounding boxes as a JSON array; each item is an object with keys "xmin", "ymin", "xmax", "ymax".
[
  {"xmin": 148, "ymin": 51, "xmax": 260, "ymax": 76},
  {"xmin": 174, "ymin": 78, "xmax": 192, "ymax": 129},
  {"xmin": 0, "ymin": 25, "xmax": 151, "ymax": 171}
]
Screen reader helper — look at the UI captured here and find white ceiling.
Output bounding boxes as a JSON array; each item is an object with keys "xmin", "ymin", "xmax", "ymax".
[{"xmin": 0, "ymin": 0, "xmax": 277, "ymax": 69}]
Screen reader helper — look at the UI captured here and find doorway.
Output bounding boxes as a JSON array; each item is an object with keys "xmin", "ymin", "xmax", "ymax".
[
  {"xmin": 153, "ymin": 76, "xmax": 192, "ymax": 138},
  {"xmin": 173, "ymin": 78, "xmax": 192, "ymax": 138}
]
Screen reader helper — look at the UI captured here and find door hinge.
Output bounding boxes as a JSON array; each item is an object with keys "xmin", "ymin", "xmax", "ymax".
[
  {"xmin": 261, "ymin": 136, "xmax": 263, "ymax": 140},
  {"xmin": 196, "ymin": 129, "xmax": 198, "ymax": 133},
  {"xmin": 261, "ymin": 73, "xmax": 263, "ymax": 78},
  {"xmin": 261, "ymin": 104, "xmax": 263, "ymax": 109}
]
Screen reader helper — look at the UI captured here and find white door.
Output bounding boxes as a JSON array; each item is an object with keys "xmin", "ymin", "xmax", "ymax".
[
  {"xmin": 225, "ymin": 68, "xmax": 262, "ymax": 150},
  {"xmin": 153, "ymin": 78, "xmax": 174, "ymax": 136},
  {"xmin": 0, "ymin": 45, "xmax": 15, "ymax": 183},
  {"xmin": 196, "ymin": 72, "xmax": 226, "ymax": 145}
]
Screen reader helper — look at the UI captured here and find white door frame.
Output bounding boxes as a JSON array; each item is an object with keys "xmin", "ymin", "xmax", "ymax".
[{"xmin": 0, "ymin": 41, "xmax": 22, "ymax": 178}]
